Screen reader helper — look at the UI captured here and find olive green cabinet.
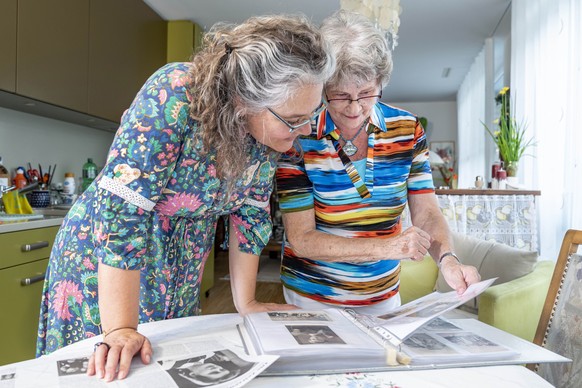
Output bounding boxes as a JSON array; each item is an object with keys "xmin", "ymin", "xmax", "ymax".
[
  {"xmin": 2, "ymin": 0, "xmax": 166, "ymax": 124},
  {"xmin": 0, "ymin": 0, "xmax": 17, "ymax": 92},
  {"xmin": 17, "ymin": 0, "xmax": 90, "ymax": 112},
  {"xmin": 0, "ymin": 226, "xmax": 59, "ymax": 366},
  {"xmin": 88, "ymin": 0, "xmax": 167, "ymax": 122}
]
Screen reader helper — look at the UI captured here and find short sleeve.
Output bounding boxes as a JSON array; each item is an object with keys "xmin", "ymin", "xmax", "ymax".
[
  {"xmin": 92, "ymin": 63, "xmax": 192, "ymax": 269},
  {"xmin": 230, "ymin": 159, "xmax": 277, "ymax": 256},
  {"xmin": 408, "ymin": 118, "xmax": 435, "ymax": 194},
  {"xmin": 275, "ymin": 151, "xmax": 314, "ymax": 213}
]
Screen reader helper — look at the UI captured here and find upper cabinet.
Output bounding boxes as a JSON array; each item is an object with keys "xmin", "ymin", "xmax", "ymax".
[
  {"xmin": 88, "ymin": 0, "xmax": 167, "ymax": 122},
  {"xmin": 0, "ymin": 0, "xmax": 166, "ymax": 127},
  {"xmin": 17, "ymin": 0, "xmax": 90, "ymax": 113},
  {"xmin": 0, "ymin": 0, "xmax": 17, "ymax": 92}
]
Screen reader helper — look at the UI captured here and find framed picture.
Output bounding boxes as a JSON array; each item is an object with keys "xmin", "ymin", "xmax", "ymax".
[{"xmin": 429, "ymin": 141, "xmax": 455, "ymax": 167}]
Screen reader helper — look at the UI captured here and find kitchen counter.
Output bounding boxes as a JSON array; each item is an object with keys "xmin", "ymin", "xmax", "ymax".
[{"xmin": 0, "ymin": 208, "xmax": 67, "ymax": 234}]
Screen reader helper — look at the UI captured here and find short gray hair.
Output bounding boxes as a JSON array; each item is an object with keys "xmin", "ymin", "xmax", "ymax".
[{"xmin": 321, "ymin": 10, "xmax": 392, "ymax": 89}]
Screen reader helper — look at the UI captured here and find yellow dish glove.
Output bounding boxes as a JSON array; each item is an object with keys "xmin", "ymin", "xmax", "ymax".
[{"xmin": 2, "ymin": 191, "xmax": 34, "ymax": 214}]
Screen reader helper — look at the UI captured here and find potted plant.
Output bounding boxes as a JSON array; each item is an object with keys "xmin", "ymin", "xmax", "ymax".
[{"xmin": 483, "ymin": 87, "xmax": 535, "ymax": 177}]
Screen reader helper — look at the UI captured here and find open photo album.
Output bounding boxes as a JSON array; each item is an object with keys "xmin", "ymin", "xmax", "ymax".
[{"xmin": 240, "ymin": 278, "xmax": 569, "ymax": 374}]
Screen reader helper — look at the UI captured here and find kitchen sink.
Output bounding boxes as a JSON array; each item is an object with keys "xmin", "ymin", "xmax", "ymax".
[{"xmin": 32, "ymin": 206, "xmax": 71, "ymax": 217}]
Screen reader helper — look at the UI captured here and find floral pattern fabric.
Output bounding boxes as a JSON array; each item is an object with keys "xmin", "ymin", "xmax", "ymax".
[{"xmin": 36, "ymin": 62, "xmax": 276, "ymax": 356}]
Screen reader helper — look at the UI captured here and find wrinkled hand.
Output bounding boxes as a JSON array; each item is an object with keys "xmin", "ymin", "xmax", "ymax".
[
  {"xmin": 237, "ymin": 300, "xmax": 299, "ymax": 316},
  {"xmin": 87, "ymin": 329, "xmax": 152, "ymax": 382},
  {"xmin": 439, "ymin": 256, "xmax": 481, "ymax": 294},
  {"xmin": 387, "ymin": 226, "xmax": 432, "ymax": 261}
]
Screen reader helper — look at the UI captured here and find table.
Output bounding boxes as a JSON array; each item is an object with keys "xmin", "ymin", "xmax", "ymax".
[{"xmin": 0, "ymin": 314, "xmax": 554, "ymax": 387}]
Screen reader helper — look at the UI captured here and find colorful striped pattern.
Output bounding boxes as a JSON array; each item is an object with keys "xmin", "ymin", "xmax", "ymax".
[{"xmin": 276, "ymin": 102, "xmax": 434, "ymax": 306}]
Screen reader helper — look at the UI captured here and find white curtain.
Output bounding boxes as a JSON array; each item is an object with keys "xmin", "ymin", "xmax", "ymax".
[
  {"xmin": 457, "ymin": 47, "xmax": 486, "ymax": 188},
  {"xmin": 511, "ymin": 0, "xmax": 582, "ymax": 258}
]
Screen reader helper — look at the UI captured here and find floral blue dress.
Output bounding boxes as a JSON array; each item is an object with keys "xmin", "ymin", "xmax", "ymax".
[{"xmin": 36, "ymin": 63, "xmax": 276, "ymax": 356}]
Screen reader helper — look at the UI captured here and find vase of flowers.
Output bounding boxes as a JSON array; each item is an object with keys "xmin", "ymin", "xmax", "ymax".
[{"xmin": 483, "ymin": 87, "xmax": 535, "ymax": 177}]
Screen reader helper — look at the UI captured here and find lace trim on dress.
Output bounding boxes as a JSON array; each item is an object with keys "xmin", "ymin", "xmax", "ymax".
[
  {"xmin": 243, "ymin": 197, "xmax": 269, "ymax": 209},
  {"xmin": 98, "ymin": 176, "xmax": 156, "ymax": 211}
]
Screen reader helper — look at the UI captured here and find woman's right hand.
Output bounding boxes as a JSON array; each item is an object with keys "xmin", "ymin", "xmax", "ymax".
[
  {"xmin": 385, "ymin": 226, "xmax": 432, "ymax": 261},
  {"xmin": 87, "ymin": 328, "xmax": 152, "ymax": 382}
]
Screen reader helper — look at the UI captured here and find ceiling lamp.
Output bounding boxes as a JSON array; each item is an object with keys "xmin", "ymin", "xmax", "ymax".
[{"xmin": 340, "ymin": 0, "xmax": 401, "ymax": 50}]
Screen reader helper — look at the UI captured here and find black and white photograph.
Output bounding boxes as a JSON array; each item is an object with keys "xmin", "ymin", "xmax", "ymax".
[
  {"xmin": 268, "ymin": 311, "xmax": 330, "ymax": 322},
  {"xmin": 56, "ymin": 357, "xmax": 89, "ymax": 377},
  {"xmin": 440, "ymin": 333, "xmax": 508, "ymax": 353},
  {"xmin": 286, "ymin": 325, "xmax": 345, "ymax": 345},
  {"xmin": 0, "ymin": 373, "xmax": 14, "ymax": 381},
  {"xmin": 403, "ymin": 333, "xmax": 450, "ymax": 351},
  {"xmin": 159, "ymin": 349, "xmax": 255, "ymax": 387},
  {"xmin": 425, "ymin": 318, "xmax": 461, "ymax": 332}
]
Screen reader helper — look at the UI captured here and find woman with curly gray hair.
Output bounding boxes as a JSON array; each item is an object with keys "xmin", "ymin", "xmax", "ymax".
[
  {"xmin": 36, "ymin": 14, "xmax": 334, "ymax": 382},
  {"xmin": 276, "ymin": 11, "xmax": 479, "ymax": 315}
]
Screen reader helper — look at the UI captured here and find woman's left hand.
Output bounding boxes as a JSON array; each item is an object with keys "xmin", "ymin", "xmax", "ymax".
[
  {"xmin": 237, "ymin": 300, "xmax": 299, "ymax": 315},
  {"xmin": 439, "ymin": 256, "xmax": 481, "ymax": 295}
]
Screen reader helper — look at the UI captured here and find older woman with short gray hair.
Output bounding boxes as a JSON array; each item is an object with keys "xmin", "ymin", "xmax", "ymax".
[{"xmin": 276, "ymin": 10, "xmax": 479, "ymax": 315}]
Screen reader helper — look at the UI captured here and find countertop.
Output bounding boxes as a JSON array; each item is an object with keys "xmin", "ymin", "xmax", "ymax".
[{"xmin": 0, "ymin": 208, "xmax": 67, "ymax": 233}]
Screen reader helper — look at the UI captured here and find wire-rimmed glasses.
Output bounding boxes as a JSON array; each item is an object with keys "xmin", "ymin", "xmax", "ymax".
[
  {"xmin": 325, "ymin": 90, "xmax": 382, "ymax": 109},
  {"xmin": 267, "ymin": 102, "xmax": 326, "ymax": 133}
]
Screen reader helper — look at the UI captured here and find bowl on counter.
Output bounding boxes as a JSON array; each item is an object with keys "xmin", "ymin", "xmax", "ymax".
[{"xmin": 27, "ymin": 190, "xmax": 51, "ymax": 208}]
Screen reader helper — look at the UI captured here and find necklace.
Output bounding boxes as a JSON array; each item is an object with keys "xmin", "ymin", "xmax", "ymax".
[{"xmin": 338, "ymin": 118, "xmax": 369, "ymax": 156}]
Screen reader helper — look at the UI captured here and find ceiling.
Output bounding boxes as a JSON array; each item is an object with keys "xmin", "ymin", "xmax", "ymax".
[{"xmin": 144, "ymin": 0, "xmax": 511, "ymax": 103}]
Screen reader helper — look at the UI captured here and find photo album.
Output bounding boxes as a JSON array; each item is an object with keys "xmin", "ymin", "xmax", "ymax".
[{"xmin": 239, "ymin": 278, "xmax": 566, "ymax": 374}]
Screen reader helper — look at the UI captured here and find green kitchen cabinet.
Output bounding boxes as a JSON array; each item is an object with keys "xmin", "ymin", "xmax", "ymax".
[
  {"xmin": 88, "ymin": 0, "xmax": 167, "ymax": 122},
  {"xmin": 0, "ymin": 0, "xmax": 165, "ymax": 127},
  {"xmin": 0, "ymin": 226, "xmax": 59, "ymax": 366},
  {"xmin": 16, "ymin": 0, "xmax": 90, "ymax": 112},
  {"xmin": 0, "ymin": 0, "xmax": 17, "ymax": 92}
]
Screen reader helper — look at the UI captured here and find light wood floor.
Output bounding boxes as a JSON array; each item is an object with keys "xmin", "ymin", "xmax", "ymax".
[{"xmin": 200, "ymin": 250, "xmax": 285, "ymax": 315}]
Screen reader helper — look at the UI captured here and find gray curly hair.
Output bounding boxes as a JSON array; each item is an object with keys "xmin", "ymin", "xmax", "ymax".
[
  {"xmin": 321, "ymin": 10, "xmax": 392, "ymax": 89},
  {"xmin": 189, "ymin": 14, "xmax": 335, "ymax": 184}
]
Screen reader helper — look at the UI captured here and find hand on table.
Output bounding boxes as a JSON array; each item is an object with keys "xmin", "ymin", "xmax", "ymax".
[
  {"xmin": 87, "ymin": 328, "xmax": 152, "ymax": 382},
  {"xmin": 238, "ymin": 300, "xmax": 299, "ymax": 316},
  {"xmin": 439, "ymin": 256, "xmax": 481, "ymax": 294}
]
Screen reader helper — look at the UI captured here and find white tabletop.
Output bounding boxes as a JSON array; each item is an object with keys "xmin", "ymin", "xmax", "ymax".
[{"xmin": 1, "ymin": 314, "xmax": 553, "ymax": 388}]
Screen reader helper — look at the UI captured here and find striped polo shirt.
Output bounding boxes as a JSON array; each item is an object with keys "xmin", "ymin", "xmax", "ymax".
[{"xmin": 275, "ymin": 102, "xmax": 435, "ymax": 306}]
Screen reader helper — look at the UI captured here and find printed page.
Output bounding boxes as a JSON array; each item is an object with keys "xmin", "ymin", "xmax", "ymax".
[
  {"xmin": 0, "ymin": 337, "xmax": 276, "ymax": 388},
  {"xmin": 244, "ymin": 309, "xmax": 382, "ymax": 355},
  {"xmin": 399, "ymin": 317, "xmax": 519, "ymax": 364},
  {"xmin": 353, "ymin": 278, "xmax": 497, "ymax": 346}
]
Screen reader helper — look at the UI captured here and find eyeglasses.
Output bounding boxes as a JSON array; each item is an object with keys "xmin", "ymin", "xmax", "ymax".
[
  {"xmin": 267, "ymin": 102, "xmax": 326, "ymax": 133},
  {"xmin": 325, "ymin": 90, "xmax": 382, "ymax": 109}
]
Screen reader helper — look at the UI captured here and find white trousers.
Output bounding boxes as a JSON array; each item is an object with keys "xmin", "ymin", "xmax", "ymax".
[{"xmin": 283, "ymin": 287, "xmax": 401, "ymax": 315}]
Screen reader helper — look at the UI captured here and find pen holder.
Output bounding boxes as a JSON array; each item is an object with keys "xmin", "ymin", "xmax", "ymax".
[{"xmin": 27, "ymin": 190, "xmax": 51, "ymax": 208}]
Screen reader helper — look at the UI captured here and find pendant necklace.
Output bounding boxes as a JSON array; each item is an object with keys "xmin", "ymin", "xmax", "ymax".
[{"xmin": 338, "ymin": 118, "xmax": 369, "ymax": 156}]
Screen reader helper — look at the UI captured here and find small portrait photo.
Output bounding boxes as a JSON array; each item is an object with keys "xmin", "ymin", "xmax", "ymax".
[
  {"xmin": 1, "ymin": 372, "xmax": 15, "ymax": 380},
  {"xmin": 268, "ymin": 311, "xmax": 330, "ymax": 322},
  {"xmin": 56, "ymin": 357, "xmax": 89, "ymax": 376},
  {"xmin": 159, "ymin": 349, "xmax": 254, "ymax": 387},
  {"xmin": 286, "ymin": 325, "xmax": 345, "ymax": 345},
  {"xmin": 425, "ymin": 317, "xmax": 461, "ymax": 332}
]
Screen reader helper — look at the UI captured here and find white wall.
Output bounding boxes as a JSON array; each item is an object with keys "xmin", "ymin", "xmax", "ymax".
[
  {"xmin": 389, "ymin": 101, "xmax": 457, "ymax": 145},
  {"xmin": 0, "ymin": 107, "xmax": 115, "ymax": 187}
]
